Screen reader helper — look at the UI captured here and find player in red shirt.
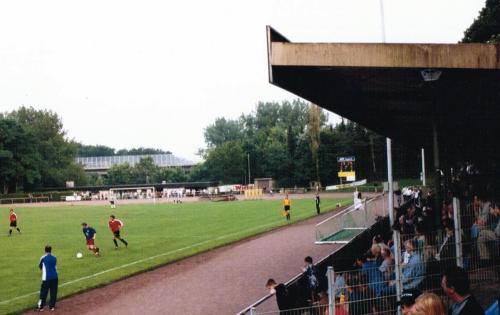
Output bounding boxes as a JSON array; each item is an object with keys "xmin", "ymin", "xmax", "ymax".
[
  {"xmin": 108, "ymin": 215, "xmax": 128, "ymax": 249},
  {"xmin": 9, "ymin": 208, "xmax": 21, "ymax": 236}
]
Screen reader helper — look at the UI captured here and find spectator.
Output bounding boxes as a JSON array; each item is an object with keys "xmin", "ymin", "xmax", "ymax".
[
  {"xmin": 441, "ymin": 266, "xmax": 484, "ymax": 315},
  {"xmin": 401, "ymin": 239, "xmax": 425, "ymax": 290},
  {"xmin": 362, "ymin": 251, "xmax": 384, "ymax": 297},
  {"xmin": 436, "ymin": 219, "xmax": 456, "ymax": 270},
  {"xmin": 346, "ymin": 272, "xmax": 375, "ymax": 315},
  {"xmin": 379, "ymin": 247, "xmax": 394, "ymax": 282},
  {"xmin": 411, "ymin": 292, "xmax": 446, "ymax": 315},
  {"xmin": 370, "ymin": 243, "xmax": 383, "ymax": 266},
  {"xmin": 333, "ymin": 271, "xmax": 346, "ymax": 299},
  {"xmin": 266, "ymin": 279, "xmax": 291, "ymax": 312},
  {"xmin": 303, "ymin": 256, "xmax": 318, "ymax": 302},
  {"xmin": 315, "ymin": 193, "xmax": 321, "ymax": 215},
  {"xmin": 396, "ymin": 289, "xmax": 421, "ymax": 315},
  {"xmin": 477, "ymin": 200, "xmax": 500, "ymax": 264}
]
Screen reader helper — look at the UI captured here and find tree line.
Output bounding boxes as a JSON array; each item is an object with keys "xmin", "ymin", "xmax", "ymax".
[{"xmin": 189, "ymin": 100, "xmax": 425, "ymax": 187}]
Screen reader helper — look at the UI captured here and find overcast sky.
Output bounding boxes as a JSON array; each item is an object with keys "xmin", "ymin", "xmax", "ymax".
[{"xmin": 0, "ymin": 0, "xmax": 486, "ymax": 161}]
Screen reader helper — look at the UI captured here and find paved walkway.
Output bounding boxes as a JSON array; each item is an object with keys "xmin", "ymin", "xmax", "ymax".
[{"xmin": 48, "ymin": 210, "xmax": 346, "ymax": 315}]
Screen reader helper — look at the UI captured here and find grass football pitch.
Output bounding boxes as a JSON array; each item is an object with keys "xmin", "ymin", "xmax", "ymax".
[{"xmin": 0, "ymin": 197, "xmax": 350, "ymax": 314}]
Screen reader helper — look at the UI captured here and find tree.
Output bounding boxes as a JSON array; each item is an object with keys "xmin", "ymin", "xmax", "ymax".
[
  {"xmin": 309, "ymin": 104, "xmax": 322, "ymax": 184},
  {"xmin": 0, "ymin": 118, "xmax": 42, "ymax": 193},
  {"xmin": 203, "ymin": 141, "xmax": 246, "ymax": 184},
  {"xmin": 7, "ymin": 106, "xmax": 86, "ymax": 188},
  {"xmin": 132, "ymin": 157, "xmax": 158, "ymax": 184},
  {"xmin": 204, "ymin": 118, "xmax": 244, "ymax": 147},
  {"xmin": 462, "ymin": 0, "xmax": 500, "ymax": 43},
  {"xmin": 77, "ymin": 144, "xmax": 115, "ymax": 157},
  {"xmin": 106, "ymin": 164, "xmax": 134, "ymax": 185}
]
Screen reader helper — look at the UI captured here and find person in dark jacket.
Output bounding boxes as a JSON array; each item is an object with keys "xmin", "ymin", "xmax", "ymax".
[
  {"xmin": 441, "ymin": 266, "xmax": 484, "ymax": 315},
  {"xmin": 266, "ymin": 279, "xmax": 292, "ymax": 312},
  {"xmin": 315, "ymin": 194, "xmax": 321, "ymax": 215}
]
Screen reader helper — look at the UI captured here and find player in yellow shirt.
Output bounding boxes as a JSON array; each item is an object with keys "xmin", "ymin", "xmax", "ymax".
[{"xmin": 283, "ymin": 194, "xmax": 291, "ymax": 221}]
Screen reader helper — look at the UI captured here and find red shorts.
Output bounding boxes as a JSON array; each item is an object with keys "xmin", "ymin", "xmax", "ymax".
[{"xmin": 86, "ymin": 239, "xmax": 95, "ymax": 246}]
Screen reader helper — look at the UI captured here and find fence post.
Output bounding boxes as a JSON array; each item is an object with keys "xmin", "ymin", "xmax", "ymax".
[
  {"xmin": 452, "ymin": 197, "xmax": 463, "ymax": 268},
  {"xmin": 250, "ymin": 307, "xmax": 257, "ymax": 315},
  {"xmin": 327, "ymin": 266, "xmax": 335, "ymax": 315},
  {"xmin": 364, "ymin": 199, "xmax": 368, "ymax": 228},
  {"xmin": 387, "ymin": 138, "xmax": 403, "ymax": 315}
]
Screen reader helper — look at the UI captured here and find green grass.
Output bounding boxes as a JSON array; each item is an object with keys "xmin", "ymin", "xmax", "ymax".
[{"xmin": 0, "ymin": 197, "xmax": 350, "ymax": 314}]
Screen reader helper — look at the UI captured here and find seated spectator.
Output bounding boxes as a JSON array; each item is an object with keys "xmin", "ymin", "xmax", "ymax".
[
  {"xmin": 266, "ymin": 279, "xmax": 292, "ymax": 312},
  {"xmin": 441, "ymin": 265, "xmax": 484, "ymax": 315},
  {"xmin": 396, "ymin": 289, "xmax": 421, "ymax": 315},
  {"xmin": 414, "ymin": 223, "xmax": 426, "ymax": 252},
  {"xmin": 411, "ymin": 292, "xmax": 446, "ymax": 315},
  {"xmin": 401, "ymin": 239, "xmax": 425, "ymax": 290},
  {"xmin": 477, "ymin": 200, "xmax": 500, "ymax": 263},
  {"xmin": 471, "ymin": 194, "xmax": 491, "ymax": 239}
]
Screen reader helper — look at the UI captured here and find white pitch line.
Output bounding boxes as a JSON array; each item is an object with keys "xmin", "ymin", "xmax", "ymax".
[{"xmin": 0, "ymin": 219, "xmax": 284, "ymax": 306}]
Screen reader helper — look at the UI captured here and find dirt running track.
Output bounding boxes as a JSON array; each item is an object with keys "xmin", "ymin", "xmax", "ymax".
[{"xmin": 36, "ymin": 210, "xmax": 348, "ymax": 315}]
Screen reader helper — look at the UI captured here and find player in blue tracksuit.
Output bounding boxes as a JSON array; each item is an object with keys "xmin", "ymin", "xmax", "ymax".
[{"xmin": 36, "ymin": 245, "xmax": 58, "ymax": 312}]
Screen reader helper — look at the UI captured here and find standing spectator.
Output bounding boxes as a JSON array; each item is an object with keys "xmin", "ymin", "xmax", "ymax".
[
  {"xmin": 401, "ymin": 239, "xmax": 425, "ymax": 290},
  {"xmin": 36, "ymin": 245, "xmax": 58, "ymax": 312},
  {"xmin": 303, "ymin": 256, "xmax": 318, "ymax": 302},
  {"xmin": 362, "ymin": 251, "xmax": 384, "ymax": 297},
  {"xmin": 266, "ymin": 279, "xmax": 291, "ymax": 312},
  {"xmin": 396, "ymin": 289, "xmax": 421, "ymax": 315},
  {"xmin": 441, "ymin": 266, "xmax": 484, "ymax": 315},
  {"xmin": 436, "ymin": 219, "xmax": 456, "ymax": 271},
  {"xmin": 346, "ymin": 272, "xmax": 375, "ymax": 315},
  {"xmin": 411, "ymin": 292, "xmax": 446, "ymax": 315},
  {"xmin": 315, "ymin": 193, "xmax": 321, "ymax": 215},
  {"xmin": 379, "ymin": 247, "xmax": 394, "ymax": 283}
]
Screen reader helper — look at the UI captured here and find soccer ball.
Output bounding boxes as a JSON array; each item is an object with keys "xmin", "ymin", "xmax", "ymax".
[{"xmin": 76, "ymin": 252, "xmax": 83, "ymax": 259}]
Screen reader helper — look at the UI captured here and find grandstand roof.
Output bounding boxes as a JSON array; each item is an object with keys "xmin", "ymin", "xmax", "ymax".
[
  {"xmin": 266, "ymin": 27, "xmax": 500, "ymax": 159},
  {"xmin": 76, "ymin": 153, "xmax": 196, "ymax": 171}
]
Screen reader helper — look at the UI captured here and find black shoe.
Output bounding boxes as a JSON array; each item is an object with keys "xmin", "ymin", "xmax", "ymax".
[{"xmin": 35, "ymin": 307, "xmax": 44, "ymax": 312}]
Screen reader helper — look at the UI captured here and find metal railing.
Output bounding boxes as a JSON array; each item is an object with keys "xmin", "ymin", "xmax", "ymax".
[
  {"xmin": 0, "ymin": 196, "xmax": 50, "ymax": 205},
  {"xmin": 315, "ymin": 194, "xmax": 387, "ymax": 244},
  {"xmin": 242, "ymin": 195, "xmax": 500, "ymax": 315}
]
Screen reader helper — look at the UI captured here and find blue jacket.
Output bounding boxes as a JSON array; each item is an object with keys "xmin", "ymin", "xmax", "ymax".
[
  {"xmin": 39, "ymin": 254, "xmax": 58, "ymax": 281},
  {"xmin": 362, "ymin": 260, "xmax": 384, "ymax": 296},
  {"xmin": 402, "ymin": 252, "xmax": 425, "ymax": 290}
]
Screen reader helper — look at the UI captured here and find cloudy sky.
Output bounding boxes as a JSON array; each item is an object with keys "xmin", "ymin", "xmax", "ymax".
[{"xmin": 0, "ymin": 0, "xmax": 486, "ymax": 161}]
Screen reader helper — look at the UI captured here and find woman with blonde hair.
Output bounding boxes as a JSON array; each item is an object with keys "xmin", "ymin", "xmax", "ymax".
[{"xmin": 411, "ymin": 292, "xmax": 446, "ymax": 315}]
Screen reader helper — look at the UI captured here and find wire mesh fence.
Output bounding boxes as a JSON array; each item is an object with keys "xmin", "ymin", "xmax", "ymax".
[{"xmin": 248, "ymin": 194, "xmax": 500, "ymax": 315}]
